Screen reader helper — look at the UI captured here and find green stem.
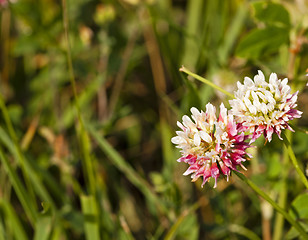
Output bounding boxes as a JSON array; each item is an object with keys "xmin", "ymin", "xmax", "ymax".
[
  {"xmin": 234, "ymin": 171, "xmax": 308, "ymax": 238},
  {"xmin": 273, "ymin": 131, "xmax": 291, "ymax": 240},
  {"xmin": 61, "ymin": 0, "xmax": 96, "ymax": 195},
  {"xmin": 281, "ymin": 132, "xmax": 308, "ymax": 189},
  {"xmin": 179, "ymin": 66, "xmax": 235, "ymax": 98}
]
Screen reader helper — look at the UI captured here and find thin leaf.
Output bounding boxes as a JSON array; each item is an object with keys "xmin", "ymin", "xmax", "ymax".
[
  {"xmin": 228, "ymin": 224, "xmax": 261, "ymax": 240},
  {"xmin": 218, "ymin": 3, "xmax": 248, "ymax": 65},
  {"xmin": 181, "ymin": 0, "xmax": 203, "ymax": 69},
  {"xmin": 0, "ymin": 126, "xmax": 56, "ymax": 208},
  {"xmin": 81, "ymin": 195, "xmax": 100, "ymax": 240},
  {"xmin": 0, "ymin": 199, "xmax": 28, "ymax": 240},
  {"xmin": 0, "ymin": 146, "xmax": 38, "ymax": 224},
  {"xmin": 88, "ymin": 125, "xmax": 168, "ymax": 216},
  {"xmin": 34, "ymin": 216, "xmax": 53, "ymax": 240}
]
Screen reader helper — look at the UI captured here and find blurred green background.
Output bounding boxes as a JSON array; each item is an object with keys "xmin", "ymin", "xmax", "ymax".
[{"xmin": 0, "ymin": 0, "xmax": 308, "ymax": 239}]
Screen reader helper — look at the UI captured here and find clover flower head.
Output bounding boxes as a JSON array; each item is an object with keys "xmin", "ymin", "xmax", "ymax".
[
  {"xmin": 229, "ymin": 70, "xmax": 302, "ymax": 143},
  {"xmin": 171, "ymin": 103, "xmax": 251, "ymax": 188}
]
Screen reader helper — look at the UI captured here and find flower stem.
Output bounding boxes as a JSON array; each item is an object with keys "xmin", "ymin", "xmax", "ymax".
[
  {"xmin": 234, "ymin": 171, "xmax": 308, "ymax": 238},
  {"xmin": 273, "ymin": 132, "xmax": 290, "ymax": 240},
  {"xmin": 179, "ymin": 66, "xmax": 235, "ymax": 98},
  {"xmin": 281, "ymin": 132, "xmax": 308, "ymax": 189}
]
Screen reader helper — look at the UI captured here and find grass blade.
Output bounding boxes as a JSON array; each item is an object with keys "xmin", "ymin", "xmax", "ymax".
[
  {"xmin": 0, "ymin": 126, "xmax": 56, "ymax": 208},
  {"xmin": 0, "ymin": 146, "xmax": 37, "ymax": 224},
  {"xmin": 81, "ymin": 195, "xmax": 100, "ymax": 240},
  {"xmin": 181, "ymin": 0, "xmax": 203, "ymax": 69},
  {"xmin": 34, "ymin": 216, "xmax": 52, "ymax": 240},
  {"xmin": 0, "ymin": 199, "xmax": 28, "ymax": 240},
  {"xmin": 88, "ymin": 125, "xmax": 168, "ymax": 216},
  {"xmin": 228, "ymin": 224, "xmax": 261, "ymax": 240}
]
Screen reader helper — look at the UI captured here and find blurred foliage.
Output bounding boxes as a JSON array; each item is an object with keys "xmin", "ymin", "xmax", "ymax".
[{"xmin": 0, "ymin": 0, "xmax": 308, "ymax": 239}]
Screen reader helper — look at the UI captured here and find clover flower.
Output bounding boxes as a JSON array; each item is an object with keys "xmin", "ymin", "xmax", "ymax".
[
  {"xmin": 229, "ymin": 70, "xmax": 302, "ymax": 143},
  {"xmin": 171, "ymin": 103, "xmax": 251, "ymax": 188}
]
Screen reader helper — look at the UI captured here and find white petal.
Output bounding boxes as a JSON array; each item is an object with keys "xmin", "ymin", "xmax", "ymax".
[
  {"xmin": 289, "ymin": 92, "xmax": 298, "ymax": 104},
  {"xmin": 171, "ymin": 136, "xmax": 185, "ymax": 144},
  {"xmin": 269, "ymin": 73, "xmax": 278, "ymax": 86},
  {"xmin": 244, "ymin": 97, "xmax": 252, "ymax": 108},
  {"xmin": 182, "ymin": 115, "xmax": 195, "ymax": 129},
  {"xmin": 256, "ymin": 92, "xmax": 266, "ymax": 102},
  {"xmin": 275, "ymin": 88, "xmax": 281, "ymax": 99},
  {"xmin": 245, "ymin": 90, "xmax": 251, "ymax": 100},
  {"xmin": 251, "ymin": 91, "xmax": 261, "ymax": 110},
  {"xmin": 281, "ymin": 85, "xmax": 290, "ymax": 95},
  {"xmin": 283, "ymin": 115, "xmax": 289, "ymax": 121},
  {"xmin": 190, "ymin": 107, "xmax": 201, "ymax": 123},
  {"xmin": 238, "ymin": 100, "xmax": 247, "ymax": 111},
  {"xmin": 194, "ymin": 133, "xmax": 201, "ymax": 146},
  {"xmin": 279, "ymin": 102, "xmax": 286, "ymax": 110},
  {"xmin": 264, "ymin": 91, "xmax": 274, "ymax": 103},
  {"xmin": 251, "ymin": 91, "xmax": 258, "ymax": 102},
  {"xmin": 253, "ymin": 99, "xmax": 261, "ymax": 111},
  {"xmin": 176, "ymin": 131, "xmax": 186, "ymax": 138},
  {"xmin": 219, "ymin": 103, "xmax": 227, "ymax": 122},
  {"xmin": 190, "ymin": 107, "xmax": 200, "ymax": 116},
  {"xmin": 255, "ymin": 72, "xmax": 266, "ymax": 86},
  {"xmin": 281, "ymin": 78, "xmax": 288, "ymax": 86},
  {"xmin": 229, "ymin": 99, "xmax": 236, "ymax": 108},
  {"xmin": 237, "ymin": 81, "xmax": 244, "ymax": 90},
  {"xmin": 199, "ymin": 131, "xmax": 212, "ymax": 143},
  {"xmin": 177, "ymin": 121, "xmax": 185, "ymax": 131},
  {"xmin": 244, "ymin": 77, "xmax": 254, "ymax": 87},
  {"xmin": 206, "ymin": 103, "xmax": 216, "ymax": 124},
  {"xmin": 248, "ymin": 105, "xmax": 257, "ymax": 115},
  {"xmin": 257, "ymin": 70, "xmax": 265, "ymax": 81},
  {"xmin": 268, "ymin": 83, "xmax": 275, "ymax": 92},
  {"xmin": 260, "ymin": 103, "xmax": 268, "ymax": 114},
  {"xmin": 267, "ymin": 103, "xmax": 275, "ymax": 111}
]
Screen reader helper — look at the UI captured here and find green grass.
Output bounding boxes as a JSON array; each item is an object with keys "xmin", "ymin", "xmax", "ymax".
[{"xmin": 0, "ymin": 0, "xmax": 308, "ymax": 239}]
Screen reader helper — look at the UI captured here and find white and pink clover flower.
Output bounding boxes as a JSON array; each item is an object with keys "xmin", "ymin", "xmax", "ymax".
[
  {"xmin": 171, "ymin": 103, "xmax": 251, "ymax": 188},
  {"xmin": 229, "ymin": 70, "xmax": 302, "ymax": 143}
]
